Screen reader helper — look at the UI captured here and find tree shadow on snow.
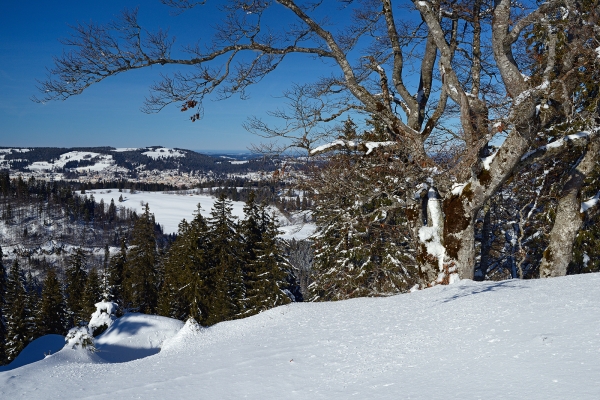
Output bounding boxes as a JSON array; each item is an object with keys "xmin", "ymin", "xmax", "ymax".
[
  {"xmin": 93, "ymin": 344, "xmax": 160, "ymax": 363},
  {"xmin": 440, "ymin": 280, "xmax": 526, "ymax": 303},
  {"xmin": 94, "ymin": 316, "xmax": 160, "ymax": 363}
]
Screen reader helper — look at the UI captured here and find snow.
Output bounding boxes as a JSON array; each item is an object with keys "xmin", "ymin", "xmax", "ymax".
[
  {"xmin": 142, "ymin": 147, "xmax": 185, "ymax": 159},
  {"xmin": 85, "ymin": 189, "xmax": 315, "ymax": 239},
  {"xmin": 89, "ymin": 301, "xmax": 118, "ymax": 335},
  {"xmin": 481, "ymin": 151, "xmax": 497, "ymax": 170},
  {"xmin": 514, "ymin": 80, "xmax": 549, "ymax": 107},
  {"xmin": 26, "ymin": 151, "xmax": 115, "ymax": 172},
  {"xmin": 112, "ymin": 148, "xmax": 140, "ymax": 152},
  {"xmin": 520, "ymin": 131, "xmax": 593, "ymax": 161},
  {"xmin": 451, "ymin": 182, "xmax": 467, "ymax": 195},
  {"xmin": 310, "ymin": 139, "xmax": 354, "ymax": 155},
  {"xmin": 94, "ymin": 313, "xmax": 184, "ymax": 363},
  {"xmin": 581, "ymin": 191, "xmax": 600, "ymax": 213},
  {"xmin": 2, "ymin": 273, "xmax": 600, "ymax": 399},
  {"xmin": 364, "ymin": 141, "xmax": 396, "ymax": 155},
  {"xmin": 418, "ymin": 189, "xmax": 446, "ymax": 272},
  {"xmin": 0, "ymin": 148, "xmax": 30, "ymax": 154},
  {"xmin": 230, "ymin": 160, "xmax": 248, "ymax": 164},
  {"xmin": 0, "ymin": 335, "xmax": 65, "ymax": 372}
]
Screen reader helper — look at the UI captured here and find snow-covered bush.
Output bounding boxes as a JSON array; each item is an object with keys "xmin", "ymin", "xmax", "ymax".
[
  {"xmin": 88, "ymin": 301, "xmax": 118, "ymax": 337},
  {"xmin": 65, "ymin": 326, "xmax": 95, "ymax": 351}
]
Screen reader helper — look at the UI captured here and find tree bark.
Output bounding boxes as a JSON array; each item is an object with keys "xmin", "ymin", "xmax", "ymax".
[{"xmin": 539, "ymin": 137, "xmax": 600, "ymax": 277}]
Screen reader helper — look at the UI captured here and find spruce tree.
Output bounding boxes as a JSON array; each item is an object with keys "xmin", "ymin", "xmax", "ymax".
[
  {"xmin": 242, "ymin": 201, "xmax": 291, "ymax": 316},
  {"xmin": 24, "ymin": 269, "xmax": 40, "ymax": 342},
  {"xmin": 309, "ymin": 118, "xmax": 417, "ymax": 301},
  {"xmin": 81, "ymin": 268, "xmax": 103, "ymax": 319},
  {"xmin": 0, "ymin": 246, "xmax": 7, "ymax": 364},
  {"xmin": 4, "ymin": 259, "xmax": 29, "ymax": 362},
  {"xmin": 159, "ymin": 206, "xmax": 211, "ymax": 322},
  {"xmin": 65, "ymin": 248, "xmax": 88, "ymax": 327},
  {"xmin": 123, "ymin": 204, "xmax": 158, "ymax": 314},
  {"xmin": 35, "ymin": 267, "xmax": 67, "ymax": 336},
  {"xmin": 107, "ymin": 239, "xmax": 127, "ymax": 307},
  {"xmin": 205, "ymin": 194, "xmax": 245, "ymax": 325},
  {"xmin": 242, "ymin": 193, "xmax": 290, "ymax": 316}
]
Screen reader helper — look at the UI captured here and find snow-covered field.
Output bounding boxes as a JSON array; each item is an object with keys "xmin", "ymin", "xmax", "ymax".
[
  {"xmin": 1, "ymin": 274, "xmax": 599, "ymax": 399},
  {"xmin": 141, "ymin": 147, "xmax": 185, "ymax": 159},
  {"xmin": 86, "ymin": 189, "xmax": 316, "ymax": 239},
  {"xmin": 25, "ymin": 151, "xmax": 118, "ymax": 172}
]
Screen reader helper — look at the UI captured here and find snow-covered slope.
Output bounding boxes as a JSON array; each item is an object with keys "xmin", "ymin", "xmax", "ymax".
[
  {"xmin": 2, "ymin": 274, "xmax": 599, "ymax": 399},
  {"xmin": 0, "ymin": 335, "xmax": 64, "ymax": 372},
  {"xmin": 87, "ymin": 189, "xmax": 316, "ymax": 239},
  {"xmin": 94, "ymin": 314, "xmax": 184, "ymax": 363}
]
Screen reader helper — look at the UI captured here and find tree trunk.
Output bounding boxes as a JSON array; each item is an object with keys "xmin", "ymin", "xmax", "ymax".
[
  {"xmin": 539, "ymin": 137, "xmax": 599, "ymax": 277},
  {"xmin": 477, "ymin": 201, "xmax": 493, "ymax": 281}
]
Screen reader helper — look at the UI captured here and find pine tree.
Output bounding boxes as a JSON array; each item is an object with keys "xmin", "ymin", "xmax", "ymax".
[
  {"xmin": 65, "ymin": 248, "xmax": 88, "ymax": 327},
  {"xmin": 0, "ymin": 246, "xmax": 7, "ymax": 365},
  {"xmin": 205, "ymin": 194, "xmax": 245, "ymax": 325},
  {"xmin": 35, "ymin": 267, "xmax": 67, "ymax": 336},
  {"xmin": 123, "ymin": 204, "xmax": 158, "ymax": 314},
  {"xmin": 4, "ymin": 259, "xmax": 30, "ymax": 362}
]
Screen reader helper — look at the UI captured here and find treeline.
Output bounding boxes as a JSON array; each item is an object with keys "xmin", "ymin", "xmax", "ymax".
[{"xmin": 0, "ymin": 193, "xmax": 296, "ymax": 365}]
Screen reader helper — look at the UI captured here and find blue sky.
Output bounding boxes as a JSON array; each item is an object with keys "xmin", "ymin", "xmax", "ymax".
[{"xmin": 0, "ymin": 1, "xmax": 341, "ymax": 151}]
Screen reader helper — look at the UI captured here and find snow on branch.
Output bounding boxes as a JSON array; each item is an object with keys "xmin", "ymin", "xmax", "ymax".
[
  {"xmin": 520, "ymin": 131, "xmax": 595, "ymax": 163},
  {"xmin": 310, "ymin": 140, "xmax": 397, "ymax": 156},
  {"xmin": 581, "ymin": 191, "xmax": 600, "ymax": 213}
]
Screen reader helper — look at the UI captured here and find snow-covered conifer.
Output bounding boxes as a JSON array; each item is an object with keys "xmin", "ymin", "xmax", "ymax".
[
  {"xmin": 0, "ymin": 246, "xmax": 7, "ymax": 364},
  {"xmin": 123, "ymin": 204, "xmax": 159, "ymax": 314},
  {"xmin": 88, "ymin": 301, "xmax": 118, "ymax": 337},
  {"xmin": 205, "ymin": 194, "xmax": 244, "ymax": 325},
  {"xmin": 65, "ymin": 248, "xmax": 88, "ymax": 327},
  {"xmin": 4, "ymin": 259, "xmax": 30, "ymax": 361},
  {"xmin": 64, "ymin": 326, "xmax": 95, "ymax": 351},
  {"xmin": 241, "ymin": 195, "xmax": 291, "ymax": 316},
  {"xmin": 35, "ymin": 267, "xmax": 67, "ymax": 337}
]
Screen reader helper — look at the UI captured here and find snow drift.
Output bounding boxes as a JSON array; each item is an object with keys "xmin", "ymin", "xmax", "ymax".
[{"xmin": 1, "ymin": 274, "xmax": 599, "ymax": 399}]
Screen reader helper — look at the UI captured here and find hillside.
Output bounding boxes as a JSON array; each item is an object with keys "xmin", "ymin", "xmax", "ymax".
[
  {"xmin": 0, "ymin": 146, "xmax": 277, "ymax": 185},
  {"xmin": 1, "ymin": 273, "xmax": 598, "ymax": 399}
]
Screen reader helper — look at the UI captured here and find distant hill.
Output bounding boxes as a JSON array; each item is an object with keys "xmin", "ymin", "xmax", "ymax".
[{"xmin": 0, "ymin": 146, "xmax": 277, "ymax": 175}]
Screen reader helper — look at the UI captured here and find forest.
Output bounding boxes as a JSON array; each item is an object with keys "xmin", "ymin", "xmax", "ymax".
[{"xmin": 0, "ymin": 172, "xmax": 301, "ymax": 364}]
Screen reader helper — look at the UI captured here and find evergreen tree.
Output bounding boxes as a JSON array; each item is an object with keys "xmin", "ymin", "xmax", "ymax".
[
  {"xmin": 65, "ymin": 248, "xmax": 88, "ymax": 326},
  {"xmin": 4, "ymin": 259, "xmax": 29, "ymax": 361},
  {"xmin": 205, "ymin": 194, "xmax": 245, "ymax": 325},
  {"xmin": 0, "ymin": 246, "xmax": 7, "ymax": 365},
  {"xmin": 241, "ymin": 194, "xmax": 291, "ymax": 317},
  {"xmin": 81, "ymin": 268, "xmax": 103, "ymax": 319},
  {"xmin": 102, "ymin": 245, "xmax": 110, "ymax": 299},
  {"xmin": 35, "ymin": 267, "xmax": 67, "ymax": 336},
  {"xmin": 107, "ymin": 239, "xmax": 127, "ymax": 307},
  {"xmin": 123, "ymin": 204, "xmax": 158, "ymax": 314},
  {"xmin": 309, "ymin": 118, "xmax": 417, "ymax": 301},
  {"xmin": 159, "ymin": 206, "xmax": 211, "ymax": 322},
  {"xmin": 24, "ymin": 269, "xmax": 40, "ymax": 341}
]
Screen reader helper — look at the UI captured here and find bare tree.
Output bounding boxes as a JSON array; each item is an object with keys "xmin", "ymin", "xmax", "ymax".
[{"xmin": 37, "ymin": 0, "xmax": 600, "ymax": 285}]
